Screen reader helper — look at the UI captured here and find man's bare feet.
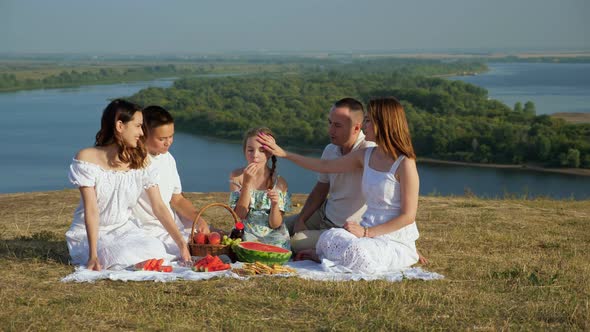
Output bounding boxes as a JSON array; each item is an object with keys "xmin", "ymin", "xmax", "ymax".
[{"xmin": 294, "ymin": 249, "xmax": 320, "ymax": 263}]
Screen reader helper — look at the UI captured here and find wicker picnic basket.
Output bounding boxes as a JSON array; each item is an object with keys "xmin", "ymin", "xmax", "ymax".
[{"xmin": 188, "ymin": 203, "xmax": 238, "ymax": 261}]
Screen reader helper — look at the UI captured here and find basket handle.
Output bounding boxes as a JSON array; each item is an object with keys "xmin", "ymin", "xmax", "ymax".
[{"xmin": 189, "ymin": 203, "xmax": 241, "ymax": 244}]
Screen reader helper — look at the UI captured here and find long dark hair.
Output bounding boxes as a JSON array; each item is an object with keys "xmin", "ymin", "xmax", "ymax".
[
  {"xmin": 242, "ymin": 127, "xmax": 277, "ymax": 189},
  {"xmin": 95, "ymin": 99, "xmax": 147, "ymax": 169}
]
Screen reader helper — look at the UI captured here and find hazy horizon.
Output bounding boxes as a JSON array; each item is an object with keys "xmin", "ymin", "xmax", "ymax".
[{"xmin": 1, "ymin": 0, "xmax": 588, "ymax": 54}]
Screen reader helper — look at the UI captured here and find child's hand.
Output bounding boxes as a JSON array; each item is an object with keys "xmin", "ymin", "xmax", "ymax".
[
  {"xmin": 243, "ymin": 163, "xmax": 261, "ymax": 186},
  {"xmin": 267, "ymin": 189, "xmax": 280, "ymax": 207},
  {"xmin": 257, "ymin": 132, "xmax": 287, "ymax": 158}
]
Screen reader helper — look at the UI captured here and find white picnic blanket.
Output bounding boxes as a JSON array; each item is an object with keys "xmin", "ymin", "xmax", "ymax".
[{"xmin": 61, "ymin": 260, "xmax": 444, "ymax": 283}]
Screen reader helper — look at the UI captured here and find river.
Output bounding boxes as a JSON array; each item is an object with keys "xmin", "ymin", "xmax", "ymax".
[{"xmin": 1, "ymin": 63, "xmax": 589, "ymax": 199}]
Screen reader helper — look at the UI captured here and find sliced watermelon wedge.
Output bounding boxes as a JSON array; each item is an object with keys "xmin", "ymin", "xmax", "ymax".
[{"xmin": 233, "ymin": 242, "xmax": 291, "ymax": 264}]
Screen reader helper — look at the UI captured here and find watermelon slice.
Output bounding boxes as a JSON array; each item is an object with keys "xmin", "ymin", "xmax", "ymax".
[
  {"xmin": 233, "ymin": 242, "xmax": 291, "ymax": 264},
  {"xmin": 191, "ymin": 255, "xmax": 231, "ymax": 272},
  {"xmin": 134, "ymin": 258, "xmax": 159, "ymax": 271},
  {"xmin": 158, "ymin": 266, "xmax": 173, "ymax": 273}
]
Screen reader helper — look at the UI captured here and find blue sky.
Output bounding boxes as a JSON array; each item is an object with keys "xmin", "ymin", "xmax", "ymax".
[{"xmin": 1, "ymin": 0, "xmax": 587, "ymax": 54}]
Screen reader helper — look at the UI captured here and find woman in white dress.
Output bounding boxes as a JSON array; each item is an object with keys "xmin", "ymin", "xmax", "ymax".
[
  {"xmin": 257, "ymin": 97, "xmax": 420, "ymax": 274},
  {"xmin": 66, "ymin": 99, "xmax": 191, "ymax": 271}
]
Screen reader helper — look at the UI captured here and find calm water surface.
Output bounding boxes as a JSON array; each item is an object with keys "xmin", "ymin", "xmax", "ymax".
[
  {"xmin": 451, "ymin": 62, "xmax": 590, "ymax": 115},
  {"xmin": 1, "ymin": 67, "xmax": 589, "ymax": 199}
]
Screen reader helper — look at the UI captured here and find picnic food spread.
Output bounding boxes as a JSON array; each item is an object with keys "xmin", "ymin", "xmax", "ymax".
[
  {"xmin": 232, "ymin": 262, "xmax": 296, "ymax": 276},
  {"xmin": 221, "ymin": 234, "xmax": 241, "ymax": 247},
  {"xmin": 233, "ymin": 241, "xmax": 292, "ymax": 264},
  {"xmin": 192, "ymin": 255, "xmax": 231, "ymax": 272},
  {"xmin": 133, "ymin": 258, "xmax": 173, "ymax": 272},
  {"xmin": 229, "ymin": 221, "xmax": 245, "ymax": 240},
  {"xmin": 186, "ymin": 205, "xmax": 294, "ymax": 274},
  {"xmin": 193, "ymin": 231, "xmax": 222, "ymax": 245}
]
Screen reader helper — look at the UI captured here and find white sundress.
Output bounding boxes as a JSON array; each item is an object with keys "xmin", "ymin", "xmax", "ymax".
[
  {"xmin": 66, "ymin": 159, "xmax": 176, "ymax": 270},
  {"xmin": 316, "ymin": 147, "xmax": 420, "ymax": 274}
]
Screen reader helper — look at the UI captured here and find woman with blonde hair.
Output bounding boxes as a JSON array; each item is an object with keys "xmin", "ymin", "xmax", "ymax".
[{"xmin": 257, "ymin": 97, "xmax": 420, "ymax": 273}]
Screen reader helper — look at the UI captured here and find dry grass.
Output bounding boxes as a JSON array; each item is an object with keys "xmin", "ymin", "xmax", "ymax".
[{"xmin": 1, "ymin": 190, "xmax": 589, "ymax": 331}]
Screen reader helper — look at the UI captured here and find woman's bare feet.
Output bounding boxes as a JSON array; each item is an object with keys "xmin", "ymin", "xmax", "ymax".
[
  {"xmin": 417, "ymin": 250, "xmax": 428, "ymax": 265},
  {"xmin": 294, "ymin": 249, "xmax": 320, "ymax": 263}
]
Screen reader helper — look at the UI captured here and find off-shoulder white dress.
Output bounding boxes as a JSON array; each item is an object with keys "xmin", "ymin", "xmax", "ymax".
[{"xmin": 66, "ymin": 159, "xmax": 175, "ymax": 270}]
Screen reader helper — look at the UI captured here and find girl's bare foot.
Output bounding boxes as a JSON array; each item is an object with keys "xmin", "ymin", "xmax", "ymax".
[
  {"xmin": 294, "ymin": 249, "xmax": 320, "ymax": 263},
  {"xmin": 417, "ymin": 250, "xmax": 428, "ymax": 265}
]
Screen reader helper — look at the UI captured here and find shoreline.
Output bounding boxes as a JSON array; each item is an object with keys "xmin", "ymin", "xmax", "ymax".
[
  {"xmin": 418, "ymin": 158, "xmax": 590, "ymax": 177},
  {"xmin": 551, "ymin": 112, "xmax": 590, "ymax": 124},
  {"xmin": 179, "ymin": 131, "xmax": 590, "ymax": 177}
]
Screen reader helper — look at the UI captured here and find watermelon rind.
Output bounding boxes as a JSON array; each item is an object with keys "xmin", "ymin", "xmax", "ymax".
[{"xmin": 234, "ymin": 241, "xmax": 291, "ymax": 264}]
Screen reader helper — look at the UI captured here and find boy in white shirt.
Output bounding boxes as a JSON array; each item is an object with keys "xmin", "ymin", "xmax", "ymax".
[{"xmin": 132, "ymin": 106, "xmax": 209, "ymax": 256}]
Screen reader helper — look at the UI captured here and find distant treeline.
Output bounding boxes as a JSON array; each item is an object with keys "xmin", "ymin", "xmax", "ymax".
[
  {"xmin": 0, "ymin": 65, "xmax": 208, "ymax": 92},
  {"xmin": 123, "ymin": 58, "xmax": 585, "ymax": 169},
  {"xmin": 490, "ymin": 56, "xmax": 590, "ymax": 64}
]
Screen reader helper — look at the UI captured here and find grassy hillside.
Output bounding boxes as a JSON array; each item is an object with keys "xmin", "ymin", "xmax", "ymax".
[{"xmin": 1, "ymin": 191, "xmax": 588, "ymax": 330}]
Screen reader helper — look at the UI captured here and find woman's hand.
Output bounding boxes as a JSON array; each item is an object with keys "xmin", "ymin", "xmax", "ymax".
[
  {"xmin": 195, "ymin": 217, "xmax": 210, "ymax": 234},
  {"xmin": 86, "ymin": 257, "xmax": 102, "ymax": 271},
  {"xmin": 267, "ymin": 189, "xmax": 280, "ymax": 207},
  {"xmin": 242, "ymin": 162, "xmax": 261, "ymax": 186},
  {"xmin": 343, "ymin": 221, "xmax": 365, "ymax": 238},
  {"xmin": 257, "ymin": 132, "xmax": 287, "ymax": 158},
  {"xmin": 179, "ymin": 242, "xmax": 191, "ymax": 263}
]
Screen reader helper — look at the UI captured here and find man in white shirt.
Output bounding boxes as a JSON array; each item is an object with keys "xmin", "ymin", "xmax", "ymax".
[
  {"xmin": 133, "ymin": 106, "xmax": 209, "ymax": 256},
  {"xmin": 286, "ymin": 98, "xmax": 376, "ymax": 253}
]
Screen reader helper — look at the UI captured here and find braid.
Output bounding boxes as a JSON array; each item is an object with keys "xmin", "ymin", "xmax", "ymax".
[{"xmin": 268, "ymin": 155, "xmax": 277, "ymax": 189}]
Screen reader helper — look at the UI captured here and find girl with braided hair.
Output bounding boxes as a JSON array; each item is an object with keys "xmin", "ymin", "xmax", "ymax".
[{"xmin": 228, "ymin": 127, "xmax": 291, "ymax": 249}]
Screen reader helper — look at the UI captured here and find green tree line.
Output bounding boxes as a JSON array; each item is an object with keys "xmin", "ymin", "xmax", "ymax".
[
  {"xmin": 128, "ymin": 59, "xmax": 589, "ymax": 169},
  {"xmin": 0, "ymin": 65, "xmax": 209, "ymax": 92}
]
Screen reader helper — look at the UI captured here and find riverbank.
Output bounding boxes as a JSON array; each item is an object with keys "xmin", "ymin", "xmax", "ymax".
[
  {"xmin": 0, "ymin": 190, "xmax": 588, "ymax": 330},
  {"xmin": 0, "ymin": 60, "xmax": 283, "ymax": 93},
  {"xmin": 366, "ymin": 51, "xmax": 590, "ymax": 62},
  {"xmin": 178, "ymin": 131, "xmax": 590, "ymax": 177},
  {"xmin": 552, "ymin": 112, "xmax": 590, "ymax": 124},
  {"xmin": 419, "ymin": 158, "xmax": 590, "ymax": 177}
]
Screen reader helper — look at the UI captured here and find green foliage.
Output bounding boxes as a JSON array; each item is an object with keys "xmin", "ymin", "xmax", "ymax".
[
  {"xmin": 128, "ymin": 59, "xmax": 590, "ymax": 169},
  {"xmin": 565, "ymin": 148, "xmax": 581, "ymax": 168},
  {"xmin": 523, "ymin": 101, "xmax": 536, "ymax": 117},
  {"xmin": 0, "ymin": 65, "xmax": 205, "ymax": 92}
]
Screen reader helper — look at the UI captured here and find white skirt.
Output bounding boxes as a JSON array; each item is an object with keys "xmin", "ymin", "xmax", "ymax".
[
  {"xmin": 316, "ymin": 210, "xmax": 419, "ymax": 274},
  {"xmin": 66, "ymin": 220, "xmax": 176, "ymax": 270}
]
